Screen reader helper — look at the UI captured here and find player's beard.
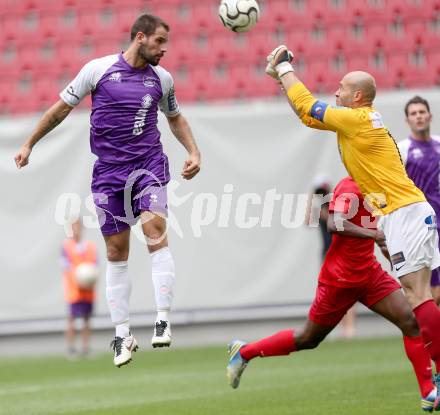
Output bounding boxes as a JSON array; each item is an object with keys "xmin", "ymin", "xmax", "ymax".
[{"xmin": 138, "ymin": 46, "xmax": 162, "ymax": 66}]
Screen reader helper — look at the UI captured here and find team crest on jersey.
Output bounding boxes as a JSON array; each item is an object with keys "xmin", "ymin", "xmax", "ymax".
[
  {"xmin": 141, "ymin": 94, "xmax": 153, "ymax": 108},
  {"xmin": 411, "ymin": 148, "xmax": 423, "ymax": 159},
  {"xmin": 143, "ymin": 75, "xmax": 156, "ymax": 87},
  {"xmin": 109, "ymin": 72, "xmax": 122, "ymax": 82}
]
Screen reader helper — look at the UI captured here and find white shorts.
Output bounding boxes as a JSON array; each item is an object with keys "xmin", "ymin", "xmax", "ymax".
[{"xmin": 378, "ymin": 202, "xmax": 440, "ymax": 278}]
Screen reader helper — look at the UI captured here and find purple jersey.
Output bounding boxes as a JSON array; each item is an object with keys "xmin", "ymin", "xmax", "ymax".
[
  {"xmin": 60, "ymin": 53, "xmax": 180, "ymax": 164},
  {"xmin": 398, "ymin": 135, "xmax": 440, "ymax": 228}
]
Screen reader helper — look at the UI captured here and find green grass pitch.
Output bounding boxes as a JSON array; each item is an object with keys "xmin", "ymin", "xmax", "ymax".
[{"xmin": 1, "ymin": 337, "xmax": 425, "ymax": 415}]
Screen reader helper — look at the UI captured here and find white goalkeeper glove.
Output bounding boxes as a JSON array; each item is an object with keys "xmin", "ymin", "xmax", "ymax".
[{"xmin": 265, "ymin": 45, "xmax": 294, "ymax": 80}]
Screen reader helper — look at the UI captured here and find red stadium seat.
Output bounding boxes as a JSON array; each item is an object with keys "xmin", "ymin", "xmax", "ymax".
[
  {"xmin": 347, "ymin": 54, "xmax": 370, "ymax": 72},
  {"xmin": 150, "ymin": 5, "xmax": 192, "ymax": 36},
  {"xmin": 307, "ymin": 0, "xmax": 354, "ymax": 26},
  {"xmin": 94, "ymin": 34, "xmax": 126, "ymax": 56},
  {"xmin": 0, "ymin": 13, "xmax": 21, "ymax": 40},
  {"xmin": 426, "ymin": 49, "xmax": 440, "ymax": 72},
  {"xmin": 384, "ymin": 0, "xmax": 437, "ymax": 21},
  {"xmin": 202, "ymin": 69, "xmax": 240, "ymax": 101},
  {"xmin": 33, "ymin": 77, "xmax": 60, "ymax": 101},
  {"xmin": 191, "ymin": 3, "xmax": 218, "ymax": 29},
  {"xmin": 243, "ymin": 73, "xmax": 280, "ymax": 99},
  {"xmin": 39, "ymin": 7, "xmax": 84, "ymax": 40},
  {"xmin": 8, "ymin": 79, "xmax": 42, "ymax": 114},
  {"xmin": 409, "ymin": 21, "xmax": 440, "ymax": 50},
  {"xmin": 261, "ymin": 0, "xmax": 312, "ymax": 30},
  {"xmin": 300, "ymin": 56, "xmax": 327, "ymax": 84},
  {"xmin": 364, "ymin": 23, "xmax": 418, "ymax": 54},
  {"xmin": 248, "ymin": 31, "xmax": 280, "ymax": 61},
  {"xmin": 169, "ymin": 34, "xmax": 216, "ymax": 66},
  {"xmin": 173, "ymin": 72, "xmax": 202, "ymax": 102},
  {"xmin": 0, "ymin": 37, "xmax": 20, "ymax": 74},
  {"xmin": 210, "ymin": 33, "xmax": 254, "ymax": 64},
  {"xmin": 113, "ymin": 4, "xmax": 146, "ymax": 34},
  {"xmin": 55, "ymin": 39, "xmax": 96, "ymax": 70},
  {"xmin": 3, "ymin": 0, "xmax": 440, "ymax": 112},
  {"xmin": 344, "ymin": 0, "xmax": 387, "ymax": 26}
]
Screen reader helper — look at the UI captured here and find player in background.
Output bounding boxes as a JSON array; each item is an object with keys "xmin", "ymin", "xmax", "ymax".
[
  {"xmin": 398, "ymin": 96, "xmax": 440, "ymax": 305},
  {"xmin": 227, "ymin": 177, "xmax": 436, "ymax": 412},
  {"xmin": 62, "ymin": 219, "xmax": 98, "ymax": 358},
  {"xmin": 14, "ymin": 14, "xmax": 201, "ymax": 367},
  {"xmin": 305, "ymin": 176, "xmax": 332, "ymax": 262},
  {"xmin": 261, "ymin": 45, "xmax": 440, "ymax": 408}
]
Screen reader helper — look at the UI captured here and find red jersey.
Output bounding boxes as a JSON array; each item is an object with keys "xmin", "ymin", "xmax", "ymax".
[{"xmin": 319, "ymin": 176, "xmax": 378, "ymax": 287}]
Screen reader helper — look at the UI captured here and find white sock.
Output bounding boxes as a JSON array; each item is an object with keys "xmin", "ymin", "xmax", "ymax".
[
  {"xmin": 106, "ymin": 260, "xmax": 131, "ymax": 337},
  {"xmin": 115, "ymin": 321, "xmax": 130, "ymax": 338},
  {"xmin": 151, "ymin": 247, "xmax": 175, "ymax": 317},
  {"xmin": 157, "ymin": 310, "xmax": 169, "ymax": 322}
]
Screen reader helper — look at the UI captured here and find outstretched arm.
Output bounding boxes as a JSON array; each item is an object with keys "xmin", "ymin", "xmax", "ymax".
[
  {"xmin": 327, "ymin": 212, "xmax": 378, "ymax": 239},
  {"xmin": 266, "ymin": 46, "xmax": 357, "ymax": 135},
  {"xmin": 15, "ymin": 99, "xmax": 73, "ymax": 168},
  {"xmin": 166, "ymin": 113, "xmax": 201, "ymax": 180},
  {"xmin": 327, "ymin": 212, "xmax": 391, "ymax": 263},
  {"xmin": 283, "ymin": 88, "xmax": 331, "ymax": 131}
]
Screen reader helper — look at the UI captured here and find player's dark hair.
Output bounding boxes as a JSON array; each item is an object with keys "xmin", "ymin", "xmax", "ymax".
[
  {"xmin": 314, "ymin": 186, "xmax": 330, "ymax": 196},
  {"xmin": 130, "ymin": 14, "xmax": 169, "ymax": 41},
  {"xmin": 404, "ymin": 96, "xmax": 431, "ymax": 116}
]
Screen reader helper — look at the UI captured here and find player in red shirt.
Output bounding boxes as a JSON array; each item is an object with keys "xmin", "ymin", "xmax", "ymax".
[{"xmin": 227, "ymin": 177, "xmax": 436, "ymax": 412}]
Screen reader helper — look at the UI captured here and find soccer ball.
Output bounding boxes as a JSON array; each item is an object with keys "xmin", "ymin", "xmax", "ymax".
[
  {"xmin": 219, "ymin": 0, "xmax": 260, "ymax": 33},
  {"xmin": 75, "ymin": 263, "xmax": 99, "ymax": 289}
]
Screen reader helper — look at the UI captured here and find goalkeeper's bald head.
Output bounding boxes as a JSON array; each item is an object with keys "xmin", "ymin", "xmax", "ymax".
[{"xmin": 344, "ymin": 71, "xmax": 377, "ymax": 105}]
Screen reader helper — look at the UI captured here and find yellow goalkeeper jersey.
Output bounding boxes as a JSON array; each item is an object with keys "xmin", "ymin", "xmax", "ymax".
[{"xmin": 287, "ymin": 82, "xmax": 425, "ymax": 215}]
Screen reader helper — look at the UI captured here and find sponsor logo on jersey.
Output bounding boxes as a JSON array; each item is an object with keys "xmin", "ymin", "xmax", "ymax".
[
  {"xmin": 109, "ymin": 72, "xmax": 122, "ymax": 82},
  {"xmin": 369, "ymin": 111, "xmax": 384, "ymax": 129},
  {"xmin": 67, "ymin": 86, "xmax": 79, "ymax": 101},
  {"xmin": 167, "ymin": 86, "xmax": 178, "ymax": 112},
  {"xmin": 425, "ymin": 214, "xmax": 437, "ymax": 230},
  {"xmin": 141, "ymin": 94, "xmax": 153, "ymax": 108},
  {"xmin": 132, "ymin": 94, "xmax": 153, "ymax": 136},
  {"xmin": 143, "ymin": 75, "xmax": 156, "ymax": 87}
]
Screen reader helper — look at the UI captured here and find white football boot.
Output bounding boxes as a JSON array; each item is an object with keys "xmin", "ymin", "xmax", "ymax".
[
  {"xmin": 110, "ymin": 333, "xmax": 138, "ymax": 367},
  {"xmin": 151, "ymin": 320, "xmax": 172, "ymax": 348},
  {"xmin": 226, "ymin": 340, "xmax": 248, "ymax": 389}
]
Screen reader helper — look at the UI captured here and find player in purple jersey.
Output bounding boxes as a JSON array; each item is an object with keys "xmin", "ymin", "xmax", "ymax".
[
  {"xmin": 398, "ymin": 96, "xmax": 440, "ymax": 305},
  {"xmin": 14, "ymin": 14, "xmax": 201, "ymax": 367}
]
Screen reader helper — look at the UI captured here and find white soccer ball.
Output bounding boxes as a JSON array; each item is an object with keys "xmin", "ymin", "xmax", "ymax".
[
  {"xmin": 219, "ymin": 0, "xmax": 260, "ymax": 33},
  {"xmin": 75, "ymin": 263, "xmax": 99, "ymax": 289}
]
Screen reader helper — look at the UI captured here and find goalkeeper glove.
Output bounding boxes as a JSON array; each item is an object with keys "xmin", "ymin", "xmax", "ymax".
[{"xmin": 265, "ymin": 45, "xmax": 294, "ymax": 79}]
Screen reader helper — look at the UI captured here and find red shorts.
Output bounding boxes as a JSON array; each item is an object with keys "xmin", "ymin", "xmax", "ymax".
[{"xmin": 309, "ymin": 263, "xmax": 401, "ymax": 326}]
